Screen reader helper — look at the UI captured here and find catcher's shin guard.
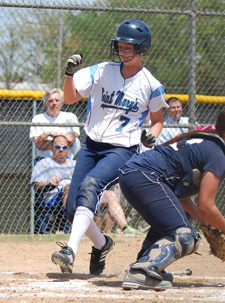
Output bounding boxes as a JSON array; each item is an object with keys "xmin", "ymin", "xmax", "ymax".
[
  {"xmin": 131, "ymin": 227, "xmax": 200, "ymax": 274},
  {"xmin": 136, "ymin": 238, "xmax": 153, "ymax": 261}
]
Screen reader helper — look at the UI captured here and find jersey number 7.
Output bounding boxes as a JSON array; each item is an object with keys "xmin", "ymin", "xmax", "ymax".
[{"xmin": 116, "ymin": 116, "xmax": 130, "ymax": 132}]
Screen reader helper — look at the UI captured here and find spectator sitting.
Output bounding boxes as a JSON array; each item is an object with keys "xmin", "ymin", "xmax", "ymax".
[
  {"xmin": 29, "ymin": 88, "xmax": 81, "ymax": 163},
  {"xmin": 31, "ymin": 135, "xmax": 75, "ymax": 234},
  {"xmin": 95, "ymin": 185, "xmax": 139, "ymax": 234},
  {"xmin": 157, "ymin": 97, "xmax": 189, "ymax": 145}
]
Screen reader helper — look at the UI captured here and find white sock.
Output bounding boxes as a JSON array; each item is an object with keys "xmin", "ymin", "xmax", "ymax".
[
  {"xmin": 67, "ymin": 206, "xmax": 94, "ymax": 255},
  {"xmin": 85, "ymin": 220, "xmax": 106, "ymax": 250}
]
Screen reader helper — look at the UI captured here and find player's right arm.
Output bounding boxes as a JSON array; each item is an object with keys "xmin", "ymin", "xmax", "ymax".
[
  {"xmin": 179, "ymin": 197, "xmax": 207, "ymax": 224},
  {"xmin": 64, "ymin": 76, "xmax": 83, "ymax": 104}
]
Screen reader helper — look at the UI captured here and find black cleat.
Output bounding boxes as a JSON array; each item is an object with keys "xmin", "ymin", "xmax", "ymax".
[{"xmin": 90, "ymin": 235, "xmax": 114, "ymax": 275}]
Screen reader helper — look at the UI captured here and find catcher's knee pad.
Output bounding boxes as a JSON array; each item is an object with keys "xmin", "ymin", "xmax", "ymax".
[
  {"xmin": 175, "ymin": 227, "xmax": 200, "ymax": 257},
  {"xmin": 132, "ymin": 227, "xmax": 200, "ymax": 274}
]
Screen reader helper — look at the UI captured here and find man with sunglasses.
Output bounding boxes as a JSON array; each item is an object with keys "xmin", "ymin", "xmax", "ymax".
[
  {"xmin": 31, "ymin": 135, "xmax": 75, "ymax": 234},
  {"xmin": 52, "ymin": 19, "xmax": 168, "ymax": 275}
]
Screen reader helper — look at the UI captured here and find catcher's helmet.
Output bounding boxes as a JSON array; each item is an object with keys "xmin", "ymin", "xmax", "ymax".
[{"xmin": 110, "ymin": 19, "xmax": 151, "ymax": 62}]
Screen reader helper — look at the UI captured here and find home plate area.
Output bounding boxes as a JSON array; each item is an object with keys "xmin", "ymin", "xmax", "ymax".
[
  {"xmin": 1, "ymin": 236, "xmax": 225, "ymax": 303},
  {"xmin": 0, "ymin": 271, "xmax": 225, "ymax": 303}
]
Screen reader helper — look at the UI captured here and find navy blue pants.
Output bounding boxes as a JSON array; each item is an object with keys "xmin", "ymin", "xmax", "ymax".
[
  {"xmin": 65, "ymin": 136, "xmax": 138, "ymax": 223},
  {"xmin": 119, "ymin": 169, "xmax": 191, "ymax": 242}
]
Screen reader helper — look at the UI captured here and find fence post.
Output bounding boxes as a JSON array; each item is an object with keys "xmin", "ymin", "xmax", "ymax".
[
  {"xmin": 57, "ymin": 17, "xmax": 64, "ymax": 88},
  {"xmin": 188, "ymin": 0, "xmax": 197, "ymax": 129},
  {"xmin": 30, "ymin": 99, "xmax": 37, "ymax": 234}
]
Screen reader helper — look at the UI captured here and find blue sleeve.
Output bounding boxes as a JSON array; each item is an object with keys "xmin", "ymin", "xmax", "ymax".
[{"xmin": 204, "ymin": 150, "xmax": 225, "ymax": 179}]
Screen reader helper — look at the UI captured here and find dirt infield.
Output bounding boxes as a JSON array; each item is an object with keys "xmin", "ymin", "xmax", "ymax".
[{"xmin": 0, "ymin": 234, "xmax": 225, "ymax": 303}]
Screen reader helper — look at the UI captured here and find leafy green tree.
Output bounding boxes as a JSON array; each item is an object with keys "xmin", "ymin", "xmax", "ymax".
[
  {"xmin": 0, "ymin": 0, "xmax": 224, "ymax": 95},
  {"xmin": 0, "ymin": 27, "xmax": 20, "ymax": 89}
]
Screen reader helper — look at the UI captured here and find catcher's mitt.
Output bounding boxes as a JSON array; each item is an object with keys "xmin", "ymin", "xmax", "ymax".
[{"xmin": 201, "ymin": 225, "xmax": 225, "ymax": 261}]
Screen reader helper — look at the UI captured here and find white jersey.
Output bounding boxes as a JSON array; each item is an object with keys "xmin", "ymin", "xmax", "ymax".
[
  {"xmin": 29, "ymin": 111, "xmax": 81, "ymax": 159},
  {"xmin": 156, "ymin": 116, "xmax": 189, "ymax": 145},
  {"xmin": 73, "ymin": 61, "xmax": 167, "ymax": 147}
]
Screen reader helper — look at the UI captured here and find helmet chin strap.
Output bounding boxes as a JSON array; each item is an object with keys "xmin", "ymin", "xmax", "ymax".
[
  {"xmin": 110, "ymin": 47, "xmax": 137, "ymax": 63},
  {"xmin": 119, "ymin": 52, "xmax": 137, "ymax": 63}
]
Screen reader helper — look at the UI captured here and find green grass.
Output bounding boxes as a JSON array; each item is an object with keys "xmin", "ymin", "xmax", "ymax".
[
  {"xmin": 0, "ymin": 233, "xmax": 70, "ymax": 242},
  {"xmin": 0, "ymin": 232, "xmax": 143, "ymax": 243}
]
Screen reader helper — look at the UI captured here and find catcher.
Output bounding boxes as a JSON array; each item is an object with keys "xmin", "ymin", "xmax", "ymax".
[{"xmin": 119, "ymin": 108, "xmax": 225, "ymax": 291}]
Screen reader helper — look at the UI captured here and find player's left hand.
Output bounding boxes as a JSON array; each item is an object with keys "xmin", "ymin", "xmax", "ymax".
[
  {"xmin": 201, "ymin": 225, "xmax": 225, "ymax": 261},
  {"xmin": 141, "ymin": 130, "xmax": 156, "ymax": 148}
]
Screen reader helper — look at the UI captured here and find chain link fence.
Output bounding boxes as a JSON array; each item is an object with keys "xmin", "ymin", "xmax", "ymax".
[{"xmin": 0, "ymin": 0, "xmax": 224, "ymax": 234}]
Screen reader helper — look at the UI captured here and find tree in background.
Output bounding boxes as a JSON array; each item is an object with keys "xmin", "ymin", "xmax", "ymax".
[
  {"xmin": 0, "ymin": 0, "xmax": 224, "ymax": 96},
  {"xmin": 0, "ymin": 27, "xmax": 21, "ymax": 89}
]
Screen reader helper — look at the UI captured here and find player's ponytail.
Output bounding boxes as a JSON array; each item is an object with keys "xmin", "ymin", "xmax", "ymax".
[{"xmin": 215, "ymin": 108, "xmax": 225, "ymax": 138}]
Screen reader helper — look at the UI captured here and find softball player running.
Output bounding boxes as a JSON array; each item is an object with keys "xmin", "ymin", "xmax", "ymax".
[{"xmin": 51, "ymin": 19, "xmax": 168, "ymax": 275}]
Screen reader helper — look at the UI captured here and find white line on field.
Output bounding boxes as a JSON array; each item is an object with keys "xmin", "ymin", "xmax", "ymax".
[
  {"xmin": 1, "ymin": 272, "xmax": 225, "ymax": 280},
  {"xmin": 0, "ymin": 276, "xmax": 225, "ymax": 301}
]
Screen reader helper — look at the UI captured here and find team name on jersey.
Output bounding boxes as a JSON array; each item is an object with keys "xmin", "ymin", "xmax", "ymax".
[{"xmin": 101, "ymin": 87, "xmax": 139, "ymax": 114}]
